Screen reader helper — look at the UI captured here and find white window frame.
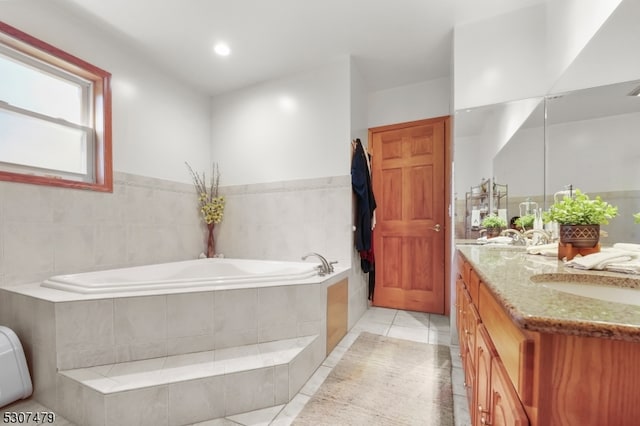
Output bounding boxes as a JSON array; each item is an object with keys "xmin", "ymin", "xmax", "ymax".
[{"xmin": 0, "ymin": 22, "xmax": 112, "ymax": 192}]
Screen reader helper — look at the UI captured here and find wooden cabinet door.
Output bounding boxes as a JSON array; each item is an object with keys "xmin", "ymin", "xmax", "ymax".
[
  {"xmin": 489, "ymin": 357, "xmax": 529, "ymax": 426},
  {"xmin": 464, "ymin": 347, "xmax": 476, "ymax": 416},
  {"xmin": 464, "ymin": 298, "xmax": 480, "ymax": 366},
  {"xmin": 475, "ymin": 324, "xmax": 497, "ymax": 426}
]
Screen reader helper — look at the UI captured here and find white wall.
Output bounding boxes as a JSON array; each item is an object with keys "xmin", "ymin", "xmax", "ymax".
[
  {"xmin": 367, "ymin": 77, "xmax": 451, "ymax": 128},
  {"xmin": 551, "ymin": 0, "xmax": 640, "ymax": 93},
  {"xmin": 208, "ymin": 57, "xmax": 355, "ymax": 280},
  {"xmin": 546, "ymin": 0, "xmax": 622, "ymax": 89},
  {"xmin": 350, "ymin": 58, "xmax": 369, "ymax": 145},
  {"xmin": 453, "ymin": 4, "xmax": 547, "ymax": 110},
  {"xmin": 210, "ymin": 56, "xmax": 351, "ymax": 186},
  {"xmin": 0, "ymin": 0, "xmax": 212, "ymax": 184},
  {"xmin": 0, "ymin": 1, "xmax": 213, "ymax": 287},
  {"xmin": 453, "ymin": 0, "xmax": 621, "ymax": 110}
]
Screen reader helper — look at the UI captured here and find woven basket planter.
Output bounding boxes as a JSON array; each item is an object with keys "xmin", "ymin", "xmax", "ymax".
[{"xmin": 559, "ymin": 224, "xmax": 600, "ymax": 248}]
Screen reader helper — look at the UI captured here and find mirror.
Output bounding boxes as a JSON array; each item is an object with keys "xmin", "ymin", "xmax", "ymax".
[
  {"xmin": 545, "ymin": 79, "xmax": 640, "ymax": 244},
  {"xmin": 454, "ymin": 79, "xmax": 640, "ymax": 244},
  {"xmin": 454, "ymin": 97, "xmax": 545, "ymax": 239}
]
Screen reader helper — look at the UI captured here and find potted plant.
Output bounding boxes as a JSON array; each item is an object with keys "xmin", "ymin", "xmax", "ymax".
[
  {"xmin": 543, "ymin": 189, "xmax": 618, "ymax": 248},
  {"xmin": 514, "ymin": 214, "xmax": 535, "ymax": 231},
  {"xmin": 482, "ymin": 214, "xmax": 507, "ymax": 238}
]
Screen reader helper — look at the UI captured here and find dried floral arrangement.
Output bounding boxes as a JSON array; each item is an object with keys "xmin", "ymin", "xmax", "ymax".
[{"xmin": 185, "ymin": 162, "xmax": 225, "ymax": 225}]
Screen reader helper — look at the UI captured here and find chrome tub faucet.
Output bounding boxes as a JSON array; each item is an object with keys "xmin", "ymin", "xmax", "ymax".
[{"xmin": 301, "ymin": 252, "xmax": 336, "ymax": 275}]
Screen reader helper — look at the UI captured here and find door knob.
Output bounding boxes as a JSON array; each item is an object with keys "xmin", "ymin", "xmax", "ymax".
[{"xmin": 432, "ymin": 224, "xmax": 441, "ymax": 232}]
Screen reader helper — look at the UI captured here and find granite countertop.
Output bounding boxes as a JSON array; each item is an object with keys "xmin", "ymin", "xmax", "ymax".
[{"xmin": 456, "ymin": 244, "xmax": 640, "ymax": 342}]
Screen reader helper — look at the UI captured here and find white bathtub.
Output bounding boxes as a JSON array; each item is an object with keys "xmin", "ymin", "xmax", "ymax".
[{"xmin": 41, "ymin": 258, "xmax": 321, "ymax": 294}]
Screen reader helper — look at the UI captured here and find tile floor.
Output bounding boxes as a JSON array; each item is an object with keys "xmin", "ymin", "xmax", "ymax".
[{"xmin": 1, "ymin": 307, "xmax": 471, "ymax": 426}]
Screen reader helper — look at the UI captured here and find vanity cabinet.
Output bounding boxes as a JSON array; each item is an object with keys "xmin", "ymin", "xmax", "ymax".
[
  {"xmin": 457, "ymin": 247, "xmax": 640, "ymax": 426},
  {"xmin": 456, "ymin": 253, "xmax": 529, "ymax": 426}
]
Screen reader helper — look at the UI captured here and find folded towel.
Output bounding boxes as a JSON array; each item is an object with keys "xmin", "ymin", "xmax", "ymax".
[
  {"xmin": 566, "ymin": 249, "xmax": 637, "ymax": 270},
  {"xmin": 526, "ymin": 243, "xmax": 558, "ymax": 257},
  {"xmin": 613, "ymin": 243, "xmax": 640, "ymax": 252},
  {"xmin": 605, "ymin": 259, "xmax": 640, "ymax": 274},
  {"xmin": 486, "ymin": 236, "xmax": 515, "ymax": 245}
]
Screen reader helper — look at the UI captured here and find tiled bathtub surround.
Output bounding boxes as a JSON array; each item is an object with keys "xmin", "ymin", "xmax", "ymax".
[
  {"xmin": 0, "ymin": 172, "xmax": 364, "ymax": 325},
  {"xmin": 0, "ymin": 271, "xmax": 335, "ymax": 422},
  {"xmin": 215, "ymin": 175, "xmax": 369, "ymax": 329}
]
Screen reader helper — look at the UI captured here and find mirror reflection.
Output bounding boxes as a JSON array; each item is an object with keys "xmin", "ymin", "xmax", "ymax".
[
  {"xmin": 454, "ymin": 79, "xmax": 640, "ymax": 244},
  {"xmin": 454, "ymin": 97, "xmax": 544, "ymax": 240},
  {"xmin": 545, "ymin": 79, "xmax": 640, "ymax": 244}
]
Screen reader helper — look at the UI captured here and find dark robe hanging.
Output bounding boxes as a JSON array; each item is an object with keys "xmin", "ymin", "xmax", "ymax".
[
  {"xmin": 351, "ymin": 138, "xmax": 377, "ymax": 300},
  {"xmin": 351, "ymin": 139, "xmax": 376, "ymax": 251}
]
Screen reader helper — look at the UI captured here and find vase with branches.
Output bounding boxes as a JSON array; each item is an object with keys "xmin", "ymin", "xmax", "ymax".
[{"xmin": 186, "ymin": 162, "xmax": 225, "ymax": 257}]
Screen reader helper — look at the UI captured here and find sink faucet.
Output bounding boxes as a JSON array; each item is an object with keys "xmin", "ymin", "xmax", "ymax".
[
  {"xmin": 500, "ymin": 229, "xmax": 526, "ymax": 245},
  {"xmin": 301, "ymin": 252, "xmax": 334, "ymax": 275},
  {"xmin": 523, "ymin": 229, "xmax": 552, "ymax": 245}
]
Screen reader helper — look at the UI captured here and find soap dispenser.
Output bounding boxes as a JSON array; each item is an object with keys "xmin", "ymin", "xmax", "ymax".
[{"xmin": 533, "ymin": 208, "xmax": 543, "ymax": 244}]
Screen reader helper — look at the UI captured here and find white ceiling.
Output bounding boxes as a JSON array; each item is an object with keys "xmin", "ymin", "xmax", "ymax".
[{"xmin": 58, "ymin": 0, "xmax": 544, "ymax": 96}]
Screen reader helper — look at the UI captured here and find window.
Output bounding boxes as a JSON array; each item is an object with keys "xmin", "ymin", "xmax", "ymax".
[{"xmin": 0, "ymin": 22, "xmax": 112, "ymax": 192}]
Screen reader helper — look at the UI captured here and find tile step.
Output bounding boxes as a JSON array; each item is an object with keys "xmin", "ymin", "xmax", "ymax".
[
  {"xmin": 56, "ymin": 335, "xmax": 321, "ymax": 425},
  {"xmin": 59, "ymin": 335, "xmax": 317, "ymax": 394}
]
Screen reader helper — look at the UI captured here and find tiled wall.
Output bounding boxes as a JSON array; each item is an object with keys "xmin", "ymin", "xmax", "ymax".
[
  {"xmin": 0, "ymin": 173, "xmax": 362, "ymax": 286},
  {"xmin": 216, "ymin": 175, "xmax": 353, "ymax": 265},
  {"xmin": 0, "ymin": 172, "xmax": 204, "ymax": 288}
]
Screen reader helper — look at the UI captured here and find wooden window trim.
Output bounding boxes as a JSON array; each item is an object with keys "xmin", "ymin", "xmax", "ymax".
[{"xmin": 0, "ymin": 22, "xmax": 113, "ymax": 192}]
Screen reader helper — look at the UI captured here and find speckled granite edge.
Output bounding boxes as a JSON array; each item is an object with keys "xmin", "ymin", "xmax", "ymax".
[{"xmin": 456, "ymin": 245, "xmax": 640, "ymax": 343}]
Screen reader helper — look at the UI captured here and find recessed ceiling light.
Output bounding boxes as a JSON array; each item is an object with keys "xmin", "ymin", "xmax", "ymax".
[{"xmin": 214, "ymin": 42, "xmax": 231, "ymax": 57}]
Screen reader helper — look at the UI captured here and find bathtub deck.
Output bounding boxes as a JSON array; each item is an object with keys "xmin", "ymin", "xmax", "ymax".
[{"xmin": 57, "ymin": 335, "xmax": 320, "ymax": 425}]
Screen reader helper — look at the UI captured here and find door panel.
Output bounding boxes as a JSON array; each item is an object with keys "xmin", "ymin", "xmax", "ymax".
[{"xmin": 370, "ymin": 117, "xmax": 447, "ymax": 313}]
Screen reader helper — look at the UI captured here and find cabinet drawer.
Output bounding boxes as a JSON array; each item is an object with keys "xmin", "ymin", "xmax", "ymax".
[{"xmin": 479, "ymin": 283, "xmax": 535, "ymax": 405}]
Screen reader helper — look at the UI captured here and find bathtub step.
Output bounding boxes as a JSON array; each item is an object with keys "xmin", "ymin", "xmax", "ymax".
[{"xmin": 56, "ymin": 335, "xmax": 321, "ymax": 426}]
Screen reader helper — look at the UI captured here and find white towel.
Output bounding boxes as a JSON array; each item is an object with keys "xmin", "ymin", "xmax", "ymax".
[
  {"xmin": 605, "ymin": 259, "xmax": 640, "ymax": 274},
  {"xmin": 486, "ymin": 236, "xmax": 515, "ymax": 245},
  {"xmin": 613, "ymin": 243, "xmax": 640, "ymax": 252},
  {"xmin": 526, "ymin": 243, "xmax": 558, "ymax": 257},
  {"xmin": 565, "ymin": 249, "xmax": 637, "ymax": 270}
]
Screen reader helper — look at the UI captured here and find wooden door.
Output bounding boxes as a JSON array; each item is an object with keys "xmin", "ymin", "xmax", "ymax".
[{"xmin": 369, "ymin": 117, "xmax": 447, "ymax": 313}]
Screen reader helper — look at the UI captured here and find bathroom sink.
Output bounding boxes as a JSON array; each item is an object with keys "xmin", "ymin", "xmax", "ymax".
[{"xmin": 530, "ymin": 273, "xmax": 640, "ymax": 306}]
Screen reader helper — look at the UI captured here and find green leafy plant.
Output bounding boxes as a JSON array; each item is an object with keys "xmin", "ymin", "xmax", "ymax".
[
  {"xmin": 634, "ymin": 212, "xmax": 640, "ymax": 224},
  {"xmin": 514, "ymin": 214, "xmax": 534, "ymax": 230},
  {"xmin": 542, "ymin": 189, "xmax": 618, "ymax": 225},
  {"xmin": 481, "ymin": 214, "xmax": 507, "ymax": 229}
]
